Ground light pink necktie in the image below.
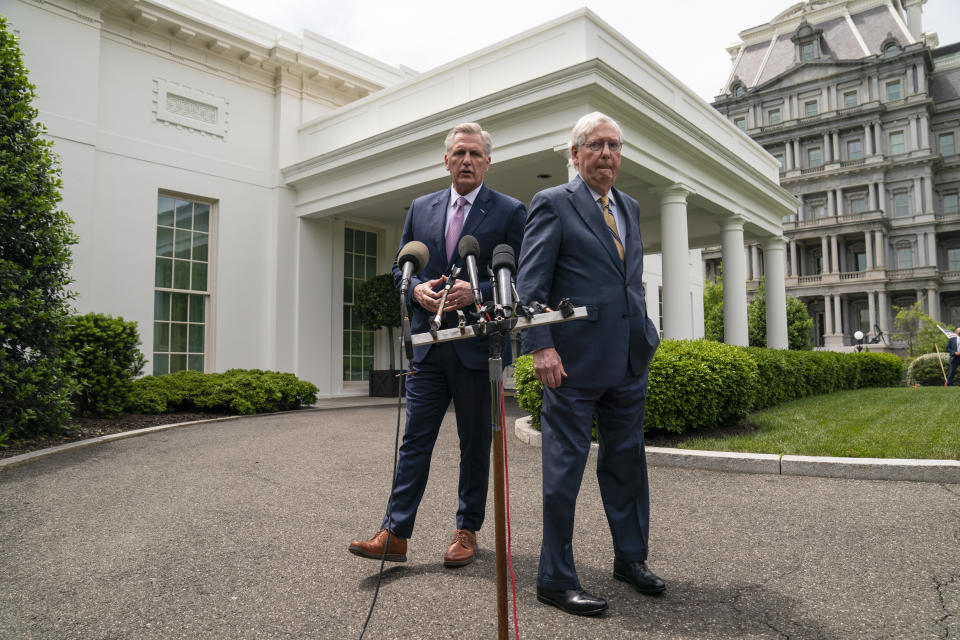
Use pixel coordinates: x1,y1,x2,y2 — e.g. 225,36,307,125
446,196,467,261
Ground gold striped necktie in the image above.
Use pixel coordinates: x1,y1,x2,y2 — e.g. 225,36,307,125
600,195,625,262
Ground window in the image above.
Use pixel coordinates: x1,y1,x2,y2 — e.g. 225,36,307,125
894,191,910,218
844,91,858,108
855,251,867,272
941,132,956,156
343,228,378,382
896,246,913,269
772,152,785,172
886,80,901,101
889,131,905,155
847,139,863,160
804,100,818,117
813,250,823,274
768,108,781,125
733,84,745,97
153,196,210,376
850,195,866,213
734,116,746,130
801,41,815,61
808,146,822,167
944,192,959,215
812,202,826,219
883,43,899,58
948,248,960,271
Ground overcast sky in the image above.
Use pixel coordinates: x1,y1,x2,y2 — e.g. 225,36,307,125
212,0,960,102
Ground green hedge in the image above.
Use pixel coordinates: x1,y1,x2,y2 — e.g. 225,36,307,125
63,313,146,416
514,341,904,435
125,369,319,415
905,353,951,387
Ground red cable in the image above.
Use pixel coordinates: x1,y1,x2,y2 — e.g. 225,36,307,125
500,381,521,640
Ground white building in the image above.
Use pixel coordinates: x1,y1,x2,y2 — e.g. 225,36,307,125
7,0,796,397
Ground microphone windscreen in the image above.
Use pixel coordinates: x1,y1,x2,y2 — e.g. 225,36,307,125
398,241,429,274
458,235,480,259
491,244,516,273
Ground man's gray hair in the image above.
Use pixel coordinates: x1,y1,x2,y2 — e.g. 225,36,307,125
444,122,492,157
569,112,622,167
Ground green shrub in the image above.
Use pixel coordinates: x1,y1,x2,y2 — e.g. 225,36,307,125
646,340,758,434
906,353,950,387
0,18,78,442
512,340,904,438
126,369,318,415
62,313,146,416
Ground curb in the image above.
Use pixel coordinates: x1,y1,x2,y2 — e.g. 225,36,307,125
513,416,960,484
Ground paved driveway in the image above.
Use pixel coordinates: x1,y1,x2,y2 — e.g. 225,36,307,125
1,404,958,639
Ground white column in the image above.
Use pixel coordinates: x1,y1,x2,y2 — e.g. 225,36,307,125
924,176,934,215
794,138,801,168
878,179,886,213
865,231,874,269
868,291,877,334
827,190,835,217
875,230,885,268
833,293,843,335
913,177,923,214
751,244,760,281
790,239,799,276
830,235,839,273
659,185,693,340
928,288,939,320
864,123,874,155
832,130,840,161
824,295,834,334
928,232,937,267
823,133,832,162
878,290,889,334
916,63,927,94
785,141,794,171
762,236,788,349
920,114,930,149
869,181,877,210
821,236,829,274
874,121,882,154
836,189,844,216
722,216,749,346
744,246,752,280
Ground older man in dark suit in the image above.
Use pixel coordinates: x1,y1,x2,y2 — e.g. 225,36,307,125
516,112,663,616
947,328,960,386
348,123,525,568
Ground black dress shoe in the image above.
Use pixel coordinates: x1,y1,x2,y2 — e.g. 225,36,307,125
536,586,608,616
613,558,666,594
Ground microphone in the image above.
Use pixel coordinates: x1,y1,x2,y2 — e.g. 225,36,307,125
457,235,482,308
398,241,429,298
491,244,516,312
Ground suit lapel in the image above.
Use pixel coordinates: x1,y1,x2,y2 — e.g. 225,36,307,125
613,187,641,280
425,189,448,266
568,179,625,274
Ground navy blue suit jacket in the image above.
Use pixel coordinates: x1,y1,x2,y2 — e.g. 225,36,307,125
948,336,960,363
517,177,660,389
392,184,526,370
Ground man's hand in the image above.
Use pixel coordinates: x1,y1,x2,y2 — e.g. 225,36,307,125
413,277,476,313
533,347,566,389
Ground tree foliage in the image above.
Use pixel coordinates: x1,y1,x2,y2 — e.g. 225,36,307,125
0,18,78,441
703,276,724,343
891,301,945,357
353,273,402,369
704,276,812,350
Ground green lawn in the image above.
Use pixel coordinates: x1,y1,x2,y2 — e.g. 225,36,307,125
674,387,960,460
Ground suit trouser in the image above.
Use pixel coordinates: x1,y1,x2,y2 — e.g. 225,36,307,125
381,342,492,538
949,359,959,386
538,373,650,590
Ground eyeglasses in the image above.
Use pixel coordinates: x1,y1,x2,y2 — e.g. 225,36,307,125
582,140,622,153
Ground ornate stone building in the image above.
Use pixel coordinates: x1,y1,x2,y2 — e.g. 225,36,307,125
710,0,960,349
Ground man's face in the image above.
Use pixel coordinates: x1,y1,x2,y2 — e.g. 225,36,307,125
444,132,491,195
571,122,621,194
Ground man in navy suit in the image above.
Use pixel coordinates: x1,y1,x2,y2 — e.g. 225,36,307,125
517,112,663,616
947,328,960,386
349,123,525,567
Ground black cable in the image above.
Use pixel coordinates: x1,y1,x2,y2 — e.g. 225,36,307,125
357,374,405,639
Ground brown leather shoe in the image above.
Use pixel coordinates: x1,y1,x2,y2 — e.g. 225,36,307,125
348,529,407,562
443,529,477,567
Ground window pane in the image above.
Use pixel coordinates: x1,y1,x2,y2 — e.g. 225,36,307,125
941,134,956,156
343,358,350,380
351,356,363,379
355,255,365,280
154,291,170,321
344,252,353,278
948,248,960,271
175,200,192,229
189,294,204,323
344,279,353,304
155,258,172,288
351,331,363,353
171,293,189,322
158,197,175,227
188,324,204,352
344,228,354,252
890,132,904,155
194,203,210,232
188,354,204,371
154,322,169,351
895,193,909,217
844,91,857,108
192,232,208,262
170,354,187,374
174,229,192,260
171,324,187,352
343,332,351,355
366,257,376,278
805,101,817,116
173,260,190,289
886,81,900,100
153,354,169,376
768,109,780,124
945,194,959,214
343,305,351,331
192,262,208,291
157,227,173,257
354,232,365,254
367,232,377,255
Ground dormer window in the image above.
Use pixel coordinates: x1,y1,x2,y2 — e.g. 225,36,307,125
880,34,901,58
730,78,746,97
791,18,824,63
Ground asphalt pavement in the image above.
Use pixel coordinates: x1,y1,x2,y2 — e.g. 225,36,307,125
1,399,958,639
